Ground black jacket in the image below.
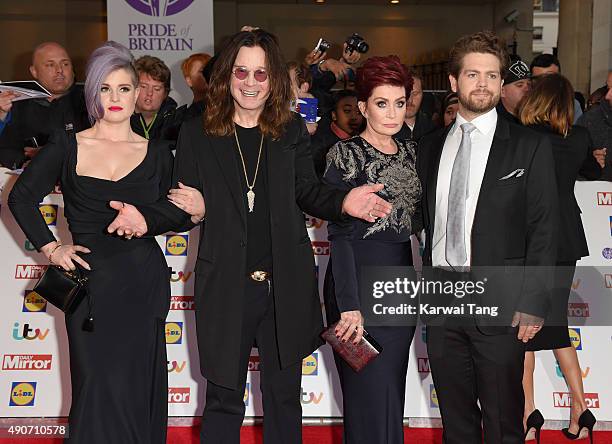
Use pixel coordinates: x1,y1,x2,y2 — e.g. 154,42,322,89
130,97,181,143
529,124,601,261
310,118,341,179
417,118,559,329
0,83,90,168
395,111,438,144
576,100,612,180
137,114,348,389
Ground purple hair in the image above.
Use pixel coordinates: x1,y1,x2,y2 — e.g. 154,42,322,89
84,41,137,124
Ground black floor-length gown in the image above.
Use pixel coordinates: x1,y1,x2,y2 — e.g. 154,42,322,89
8,130,180,444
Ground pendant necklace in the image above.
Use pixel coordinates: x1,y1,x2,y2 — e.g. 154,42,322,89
234,128,264,212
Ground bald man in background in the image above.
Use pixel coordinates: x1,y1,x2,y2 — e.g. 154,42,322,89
0,42,89,169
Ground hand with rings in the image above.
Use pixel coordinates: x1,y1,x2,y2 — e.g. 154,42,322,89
335,310,364,344
342,183,392,223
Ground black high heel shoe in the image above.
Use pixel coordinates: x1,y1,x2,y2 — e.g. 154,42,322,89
562,409,596,443
525,409,545,443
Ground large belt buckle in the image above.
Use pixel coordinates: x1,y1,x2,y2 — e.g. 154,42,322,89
250,270,268,282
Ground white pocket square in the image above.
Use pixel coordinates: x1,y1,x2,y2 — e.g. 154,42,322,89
499,168,525,180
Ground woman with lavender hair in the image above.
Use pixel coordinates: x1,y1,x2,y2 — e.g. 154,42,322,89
8,41,188,443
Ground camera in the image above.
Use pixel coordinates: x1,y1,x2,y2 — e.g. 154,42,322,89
345,33,369,54
314,38,331,53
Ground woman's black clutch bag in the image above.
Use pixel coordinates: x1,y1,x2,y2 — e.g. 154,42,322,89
32,265,88,313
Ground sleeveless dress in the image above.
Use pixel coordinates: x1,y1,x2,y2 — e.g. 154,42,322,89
8,131,173,444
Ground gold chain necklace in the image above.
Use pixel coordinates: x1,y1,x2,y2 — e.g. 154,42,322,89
234,128,264,212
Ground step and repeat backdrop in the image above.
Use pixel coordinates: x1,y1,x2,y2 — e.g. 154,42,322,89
0,169,610,420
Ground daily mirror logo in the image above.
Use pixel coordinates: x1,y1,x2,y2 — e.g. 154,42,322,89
2,355,52,371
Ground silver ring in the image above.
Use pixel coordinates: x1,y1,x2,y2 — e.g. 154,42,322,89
368,211,375,219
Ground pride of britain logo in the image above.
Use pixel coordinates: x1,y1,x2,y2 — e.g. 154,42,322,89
125,0,194,16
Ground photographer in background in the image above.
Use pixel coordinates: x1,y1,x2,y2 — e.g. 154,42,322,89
308,34,368,117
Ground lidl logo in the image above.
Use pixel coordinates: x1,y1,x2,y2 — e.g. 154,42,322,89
167,360,186,373
430,384,438,408
165,234,188,256
165,322,183,344
569,328,582,350
167,387,190,403
553,392,600,408
15,265,47,280
301,388,323,404
2,354,52,371
244,382,250,406
302,353,318,376
38,204,58,226
248,355,260,372
9,382,36,406
170,296,195,310
22,291,47,312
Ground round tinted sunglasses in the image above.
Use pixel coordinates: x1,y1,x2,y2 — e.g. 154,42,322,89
232,67,268,82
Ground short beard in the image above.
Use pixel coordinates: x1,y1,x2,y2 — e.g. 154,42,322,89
458,89,500,115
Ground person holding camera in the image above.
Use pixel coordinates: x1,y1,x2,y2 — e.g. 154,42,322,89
308,34,368,116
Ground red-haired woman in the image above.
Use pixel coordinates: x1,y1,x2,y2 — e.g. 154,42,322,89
323,55,422,443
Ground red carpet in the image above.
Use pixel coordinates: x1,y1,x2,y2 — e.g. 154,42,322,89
0,426,607,443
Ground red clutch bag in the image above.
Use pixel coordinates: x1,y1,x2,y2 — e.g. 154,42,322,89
320,321,383,372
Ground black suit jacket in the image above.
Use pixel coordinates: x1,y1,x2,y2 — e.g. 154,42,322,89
417,116,559,330
529,124,601,262
138,114,347,389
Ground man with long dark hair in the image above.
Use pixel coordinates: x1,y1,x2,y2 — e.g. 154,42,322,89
106,29,391,444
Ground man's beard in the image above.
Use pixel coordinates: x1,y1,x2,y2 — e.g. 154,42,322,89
458,88,499,114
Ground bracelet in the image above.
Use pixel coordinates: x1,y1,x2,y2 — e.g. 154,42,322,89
48,243,62,264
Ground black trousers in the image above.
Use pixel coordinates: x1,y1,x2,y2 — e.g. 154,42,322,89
335,326,415,444
427,324,526,444
200,278,302,444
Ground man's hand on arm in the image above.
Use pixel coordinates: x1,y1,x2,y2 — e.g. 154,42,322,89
107,201,148,238
341,183,392,223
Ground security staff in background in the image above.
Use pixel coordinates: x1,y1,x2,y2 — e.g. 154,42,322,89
0,42,90,169
130,55,181,143
396,70,437,144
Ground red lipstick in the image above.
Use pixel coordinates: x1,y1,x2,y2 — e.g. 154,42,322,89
108,106,123,111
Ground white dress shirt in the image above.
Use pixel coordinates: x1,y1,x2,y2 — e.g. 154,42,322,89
432,108,498,268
